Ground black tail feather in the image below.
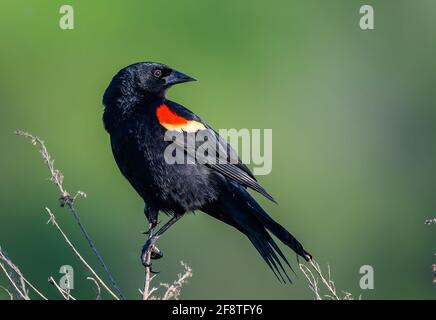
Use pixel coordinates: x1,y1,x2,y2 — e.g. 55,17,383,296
246,198,312,262
247,233,292,283
202,183,311,282
248,235,283,282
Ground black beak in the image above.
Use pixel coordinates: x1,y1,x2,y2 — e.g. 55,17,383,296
164,70,197,86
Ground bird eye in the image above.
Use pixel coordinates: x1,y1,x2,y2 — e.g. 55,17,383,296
153,69,162,78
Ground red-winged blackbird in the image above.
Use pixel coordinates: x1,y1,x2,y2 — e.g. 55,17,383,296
103,62,311,282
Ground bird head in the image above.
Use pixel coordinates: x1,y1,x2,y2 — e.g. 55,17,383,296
121,62,196,98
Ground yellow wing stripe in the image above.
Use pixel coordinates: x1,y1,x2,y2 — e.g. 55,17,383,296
160,120,206,133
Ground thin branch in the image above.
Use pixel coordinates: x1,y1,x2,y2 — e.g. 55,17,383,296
45,207,119,300
15,130,124,299
0,262,29,300
0,286,13,300
0,247,47,300
87,277,102,300
14,130,194,300
161,261,193,300
307,259,340,300
299,259,353,300
139,262,192,300
427,218,436,283
142,231,153,300
299,263,322,300
48,276,76,300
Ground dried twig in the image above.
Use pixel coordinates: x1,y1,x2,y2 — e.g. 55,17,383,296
142,231,153,300
87,277,102,300
11,130,193,300
299,263,322,300
432,264,436,284
161,261,193,300
45,207,119,300
427,218,436,283
48,276,76,300
139,273,158,299
15,130,124,299
0,285,13,300
299,259,353,300
309,259,340,299
0,247,47,300
0,262,29,300
140,261,193,300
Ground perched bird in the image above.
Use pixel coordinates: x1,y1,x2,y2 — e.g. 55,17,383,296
103,62,311,282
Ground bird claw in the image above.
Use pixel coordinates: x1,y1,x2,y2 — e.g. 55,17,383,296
142,237,156,254
140,244,163,258
151,246,163,260
142,262,160,274
150,268,160,274
141,237,158,264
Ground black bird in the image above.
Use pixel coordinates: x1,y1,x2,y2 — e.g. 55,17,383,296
103,62,311,282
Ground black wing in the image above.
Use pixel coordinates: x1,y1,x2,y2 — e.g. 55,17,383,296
165,101,276,202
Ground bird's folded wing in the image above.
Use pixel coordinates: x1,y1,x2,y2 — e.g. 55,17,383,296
163,102,275,202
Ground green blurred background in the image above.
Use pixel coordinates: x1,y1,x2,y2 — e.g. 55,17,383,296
0,0,435,299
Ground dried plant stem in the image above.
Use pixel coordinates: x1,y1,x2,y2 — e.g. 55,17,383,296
427,218,436,283
0,247,47,300
48,276,76,300
299,262,322,300
15,130,124,299
142,266,151,300
18,275,47,300
0,286,13,300
45,207,119,300
139,261,193,300
142,231,153,300
308,259,340,300
12,130,193,300
161,262,193,300
87,277,102,300
299,259,350,300
0,262,29,300
66,203,124,297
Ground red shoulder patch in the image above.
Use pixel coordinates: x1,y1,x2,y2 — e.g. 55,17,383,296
156,104,188,126
156,104,206,132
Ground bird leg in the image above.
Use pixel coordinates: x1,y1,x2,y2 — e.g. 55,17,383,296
143,205,162,260
141,222,160,274
142,221,160,235
143,204,158,229
141,215,182,267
